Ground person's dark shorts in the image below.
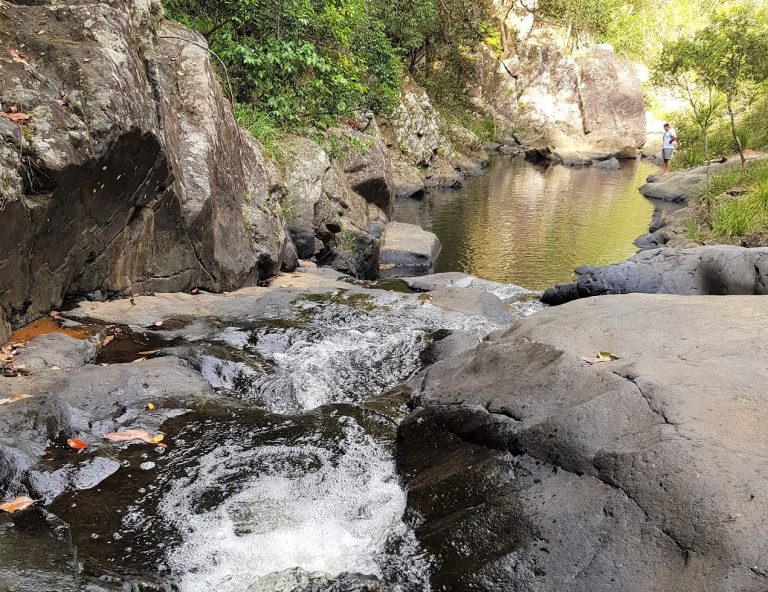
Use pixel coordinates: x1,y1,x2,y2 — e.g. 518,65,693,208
663,148,674,161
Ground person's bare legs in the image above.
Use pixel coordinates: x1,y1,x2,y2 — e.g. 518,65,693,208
662,158,670,175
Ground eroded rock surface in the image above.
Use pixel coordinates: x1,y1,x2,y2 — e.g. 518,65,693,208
541,245,768,305
399,294,768,591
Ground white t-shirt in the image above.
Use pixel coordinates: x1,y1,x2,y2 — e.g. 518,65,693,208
663,129,677,149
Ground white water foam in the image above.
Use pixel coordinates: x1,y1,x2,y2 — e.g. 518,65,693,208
213,291,504,413
163,417,409,592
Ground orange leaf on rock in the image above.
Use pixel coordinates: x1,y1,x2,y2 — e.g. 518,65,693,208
67,438,89,453
0,394,34,406
0,496,35,513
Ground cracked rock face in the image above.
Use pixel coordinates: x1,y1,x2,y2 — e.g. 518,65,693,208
398,294,768,591
0,1,287,342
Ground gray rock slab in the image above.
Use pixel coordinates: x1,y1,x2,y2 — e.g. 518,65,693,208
428,287,512,325
379,222,441,274
400,294,768,591
542,245,768,305
13,333,96,373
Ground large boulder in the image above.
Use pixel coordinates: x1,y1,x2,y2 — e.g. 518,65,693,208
542,245,768,305
399,294,768,591
0,2,286,339
379,222,441,276
331,117,394,215
269,134,383,278
473,24,646,159
574,47,646,158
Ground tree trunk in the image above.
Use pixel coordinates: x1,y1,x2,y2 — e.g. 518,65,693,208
704,127,711,198
726,94,746,187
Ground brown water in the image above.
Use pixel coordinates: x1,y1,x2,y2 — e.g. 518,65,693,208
394,157,662,290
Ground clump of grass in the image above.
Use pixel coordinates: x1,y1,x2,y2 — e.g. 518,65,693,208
235,103,283,160
693,161,768,239
696,160,768,204
711,199,761,237
683,219,703,241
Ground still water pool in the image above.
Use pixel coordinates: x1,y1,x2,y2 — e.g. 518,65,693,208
394,157,662,290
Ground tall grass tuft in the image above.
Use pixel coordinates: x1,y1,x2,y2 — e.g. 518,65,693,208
697,161,768,238
711,199,760,236
235,103,284,160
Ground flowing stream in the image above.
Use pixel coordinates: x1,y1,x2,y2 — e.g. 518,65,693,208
43,287,536,591
8,156,662,592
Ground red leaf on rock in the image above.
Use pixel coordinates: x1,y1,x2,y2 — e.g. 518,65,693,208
9,48,34,67
67,438,89,453
0,112,30,125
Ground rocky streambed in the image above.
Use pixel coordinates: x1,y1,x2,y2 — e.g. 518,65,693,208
0,265,541,591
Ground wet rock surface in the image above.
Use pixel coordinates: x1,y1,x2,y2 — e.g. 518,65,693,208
0,267,533,591
542,245,768,305
399,294,768,591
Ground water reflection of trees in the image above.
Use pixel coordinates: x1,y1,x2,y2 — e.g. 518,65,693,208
394,158,655,290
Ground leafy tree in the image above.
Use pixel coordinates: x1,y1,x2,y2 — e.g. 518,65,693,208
164,0,401,127
654,36,724,190
671,4,768,185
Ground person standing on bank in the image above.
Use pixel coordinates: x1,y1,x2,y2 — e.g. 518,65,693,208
661,122,678,176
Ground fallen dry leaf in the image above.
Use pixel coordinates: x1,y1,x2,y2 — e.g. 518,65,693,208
146,402,156,410
0,496,35,513
379,263,395,270
0,394,34,406
49,366,61,371
103,429,167,448
67,438,88,453
136,350,158,356
49,311,62,319
102,335,115,347
582,351,620,365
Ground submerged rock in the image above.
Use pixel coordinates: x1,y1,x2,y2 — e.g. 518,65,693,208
592,156,621,170
541,245,768,305
399,294,768,591
247,568,381,592
379,222,441,277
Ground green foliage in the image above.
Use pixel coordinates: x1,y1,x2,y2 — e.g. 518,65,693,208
656,3,768,182
317,132,375,160
683,219,703,241
693,161,768,238
234,103,283,159
164,0,401,127
697,161,768,203
711,198,761,236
